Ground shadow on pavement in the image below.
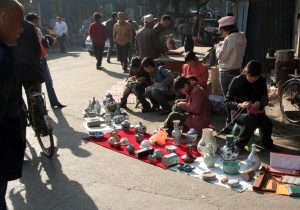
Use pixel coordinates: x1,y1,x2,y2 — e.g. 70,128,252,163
101,67,127,80
9,142,97,210
47,51,82,61
51,109,91,158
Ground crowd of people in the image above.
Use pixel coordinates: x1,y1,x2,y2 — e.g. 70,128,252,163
0,0,275,208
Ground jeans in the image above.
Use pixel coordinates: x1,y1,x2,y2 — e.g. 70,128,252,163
235,113,273,149
93,44,105,67
116,43,130,70
41,58,62,107
0,181,8,210
121,83,151,110
107,38,114,61
146,88,175,111
58,34,66,53
219,69,240,125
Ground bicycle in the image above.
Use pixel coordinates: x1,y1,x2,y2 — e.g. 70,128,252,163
279,69,300,124
23,89,55,158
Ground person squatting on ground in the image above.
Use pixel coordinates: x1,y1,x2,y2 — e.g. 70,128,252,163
105,12,117,63
164,76,210,135
113,12,133,73
215,15,247,132
0,1,25,209
142,57,176,115
54,16,68,53
89,12,107,70
120,57,153,113
26,13,66,109
225,60,273,153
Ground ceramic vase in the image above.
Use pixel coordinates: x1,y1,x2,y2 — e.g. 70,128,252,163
121,120,131,131
104,113,112,125
181,144,196,163
187,128,198,147
134,122,147,134
135,133,144,144
172,120,181,146
220,135,239,161
197,128,217,155
203,143,217,168
246,144,261,170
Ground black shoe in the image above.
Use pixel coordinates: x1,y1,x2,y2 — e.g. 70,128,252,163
96,66,101,70
52,104,67,109
160,110,171,116
107,59,111,63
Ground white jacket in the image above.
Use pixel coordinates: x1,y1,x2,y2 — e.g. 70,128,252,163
215,32,247,70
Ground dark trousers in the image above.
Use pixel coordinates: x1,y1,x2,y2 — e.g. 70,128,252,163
147,88,175,111
41,59,61,107
58,34,66,53
107,38,114,61
121,83,151,110
0,181,7,210
219,69,240,125
93,44,105,67
235,113,273,149
116,43,130,70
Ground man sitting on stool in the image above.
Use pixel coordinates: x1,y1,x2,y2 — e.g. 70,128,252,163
225,60,273,154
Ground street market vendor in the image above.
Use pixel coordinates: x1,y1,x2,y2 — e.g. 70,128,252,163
120,57,153,113
163,76,210,134
182,51,209,92
225,60,273,153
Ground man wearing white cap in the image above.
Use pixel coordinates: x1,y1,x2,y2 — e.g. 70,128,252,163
215,15,247,133
136,14,157,59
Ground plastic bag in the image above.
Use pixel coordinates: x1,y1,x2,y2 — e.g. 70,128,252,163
149,128,168,146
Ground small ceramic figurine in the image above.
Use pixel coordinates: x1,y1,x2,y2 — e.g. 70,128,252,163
197,128,217,155
108,137,117,146
140,140,151,149
181,144,196,163
103,92,115,106
120,138,129,146
114,103,122,117
203,143,217,168
134,122,147,134
95,100,101,114
172,120,181,146
148,149,164,163
121,120,131,131
246,144,261,171
113,115,125,124
220,135,239,161
109,127,118,139
127,144,135,154
104,113,112,125
187,128,198,147
135,133,144,144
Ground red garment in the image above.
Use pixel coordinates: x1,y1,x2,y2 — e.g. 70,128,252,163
182,62,209,91
178,84,210,133
88,21,107,45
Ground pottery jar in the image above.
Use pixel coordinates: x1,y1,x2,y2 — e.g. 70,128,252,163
172,120,181,146
134,122,147,134
203,143,217,168
181,144,196,163
135,133,144,144
220,135,239,161
187,128,198,147
121,120,131,131
197,128,217,155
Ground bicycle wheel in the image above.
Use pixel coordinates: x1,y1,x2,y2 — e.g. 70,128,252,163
37,127,54,158
280,79,300,124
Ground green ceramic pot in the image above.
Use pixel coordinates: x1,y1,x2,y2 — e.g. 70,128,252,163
223,160,240,175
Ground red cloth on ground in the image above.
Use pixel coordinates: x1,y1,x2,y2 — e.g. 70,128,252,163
182,62,209,92
88,21,107,45
83,128,201,170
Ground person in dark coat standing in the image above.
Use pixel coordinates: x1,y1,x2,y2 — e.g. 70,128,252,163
0,1,25,209
89,12,107,70
105,12,117,63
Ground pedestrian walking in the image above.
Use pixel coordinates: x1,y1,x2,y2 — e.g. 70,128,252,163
113,12,133,73
0,1,26,209
215,15,247,133
152,14,172,58
26,13,66,109
55,16,68,53
136,14,157,59
89,12,107,70
105,12,117,63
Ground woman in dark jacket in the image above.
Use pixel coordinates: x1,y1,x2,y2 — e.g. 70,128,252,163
225,60,273,152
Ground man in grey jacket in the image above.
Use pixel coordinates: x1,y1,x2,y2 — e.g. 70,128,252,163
136,14,156,59
142,57,175,115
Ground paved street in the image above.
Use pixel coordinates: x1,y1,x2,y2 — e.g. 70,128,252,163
6,50,300,210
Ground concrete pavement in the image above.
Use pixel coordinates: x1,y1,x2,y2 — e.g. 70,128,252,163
6,50,300,210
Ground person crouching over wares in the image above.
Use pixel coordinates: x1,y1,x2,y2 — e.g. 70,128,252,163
120,57,153,113
163,76,210,135
225,60,273,154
